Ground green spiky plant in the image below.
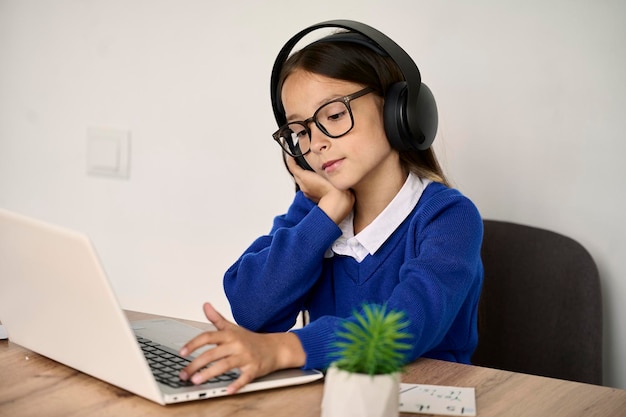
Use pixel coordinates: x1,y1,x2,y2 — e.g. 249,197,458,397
331,304,412,376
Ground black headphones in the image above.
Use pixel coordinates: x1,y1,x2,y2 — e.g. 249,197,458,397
270,19,438,160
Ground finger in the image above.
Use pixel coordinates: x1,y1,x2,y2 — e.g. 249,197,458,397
179,343,232,381
202,302,232,331
226,371,257,395
285,154,300,174
188,355,239,385
179,330,219,357
285,157,303,184
179,303,232,356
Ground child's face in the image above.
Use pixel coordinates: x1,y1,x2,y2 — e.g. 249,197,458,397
281,70,402,192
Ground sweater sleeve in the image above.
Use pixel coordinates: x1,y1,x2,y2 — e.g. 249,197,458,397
292,186,484,370
392,189,484,362
223,191,342,332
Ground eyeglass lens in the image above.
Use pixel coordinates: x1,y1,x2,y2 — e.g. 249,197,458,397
275,100,353,157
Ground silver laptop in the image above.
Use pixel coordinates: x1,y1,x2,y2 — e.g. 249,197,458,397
0,208,323,405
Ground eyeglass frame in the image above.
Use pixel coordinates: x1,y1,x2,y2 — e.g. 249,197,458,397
272,86,375,157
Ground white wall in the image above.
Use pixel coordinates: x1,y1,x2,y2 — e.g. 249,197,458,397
1,0,624,389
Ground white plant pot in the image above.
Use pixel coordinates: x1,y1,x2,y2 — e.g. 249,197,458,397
321,365,400,417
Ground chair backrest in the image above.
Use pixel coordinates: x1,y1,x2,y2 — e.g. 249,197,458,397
472,220,603,385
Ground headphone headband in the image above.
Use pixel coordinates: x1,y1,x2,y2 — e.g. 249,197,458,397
270,20,437,151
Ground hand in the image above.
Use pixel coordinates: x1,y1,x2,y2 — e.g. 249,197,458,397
178,303,305,394
286,156,354,225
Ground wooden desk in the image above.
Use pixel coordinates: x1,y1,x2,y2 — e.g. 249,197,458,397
1,311,625,417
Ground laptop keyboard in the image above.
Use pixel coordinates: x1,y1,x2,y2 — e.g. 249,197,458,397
136,336,239,388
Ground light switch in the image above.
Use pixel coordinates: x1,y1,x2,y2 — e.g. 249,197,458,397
86,127,131,178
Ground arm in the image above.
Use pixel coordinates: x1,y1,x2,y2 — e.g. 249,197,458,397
292,188,484,369
180,162,355,393
224,156,353,332
224,196,341,331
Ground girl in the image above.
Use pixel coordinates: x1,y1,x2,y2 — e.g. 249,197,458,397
179,21,483,394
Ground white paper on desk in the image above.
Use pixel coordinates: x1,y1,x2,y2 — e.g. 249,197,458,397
399,383,476,416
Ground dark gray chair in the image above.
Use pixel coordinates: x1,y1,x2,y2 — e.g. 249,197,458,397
472,220,603,385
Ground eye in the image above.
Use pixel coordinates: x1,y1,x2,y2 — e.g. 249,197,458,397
327,109,347,121
320,102,348,123
291,127,308,140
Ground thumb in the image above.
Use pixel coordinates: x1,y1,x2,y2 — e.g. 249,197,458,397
202,302,233,331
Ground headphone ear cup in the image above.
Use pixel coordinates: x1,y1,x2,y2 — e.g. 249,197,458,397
383,82,413,151
383,82,437,151
414,83,438,150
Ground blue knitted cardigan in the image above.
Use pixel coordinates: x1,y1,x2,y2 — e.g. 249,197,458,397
224,181,484,370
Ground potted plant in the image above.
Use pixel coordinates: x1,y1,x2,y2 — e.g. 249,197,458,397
321,304,411,417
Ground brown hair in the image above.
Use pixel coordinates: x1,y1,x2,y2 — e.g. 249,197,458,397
278,33,450,186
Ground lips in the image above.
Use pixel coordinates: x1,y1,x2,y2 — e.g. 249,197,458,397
322,158,344,173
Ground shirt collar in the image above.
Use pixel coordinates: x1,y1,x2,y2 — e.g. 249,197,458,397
329,173,431,262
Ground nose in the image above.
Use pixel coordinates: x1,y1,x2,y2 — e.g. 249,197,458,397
309,124,330,154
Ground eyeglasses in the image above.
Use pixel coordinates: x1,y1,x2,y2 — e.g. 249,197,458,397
272,87,374,157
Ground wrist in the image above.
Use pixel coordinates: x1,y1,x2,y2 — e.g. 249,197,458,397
318,189,354,224
269,332,306,369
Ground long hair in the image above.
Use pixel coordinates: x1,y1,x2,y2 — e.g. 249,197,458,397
277,32,450,186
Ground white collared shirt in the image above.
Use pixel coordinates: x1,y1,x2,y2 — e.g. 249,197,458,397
325,173,431,262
